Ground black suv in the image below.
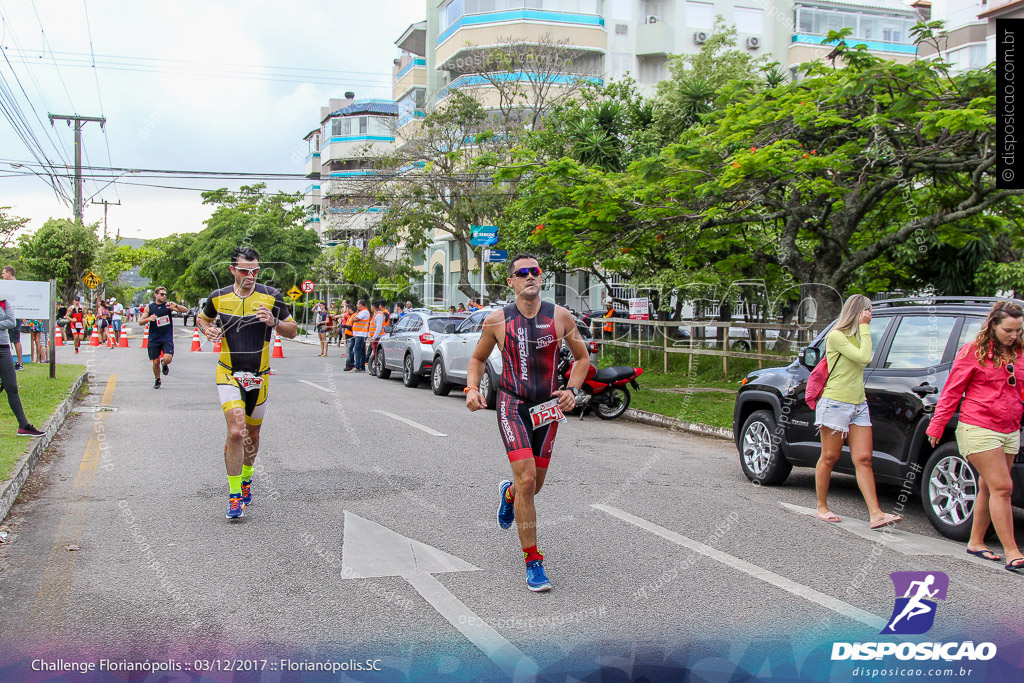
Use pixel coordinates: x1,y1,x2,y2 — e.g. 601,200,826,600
733,297,1024,541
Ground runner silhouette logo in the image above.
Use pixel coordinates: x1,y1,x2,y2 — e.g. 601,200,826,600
882,571,949,635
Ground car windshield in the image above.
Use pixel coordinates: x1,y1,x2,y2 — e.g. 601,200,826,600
428,316,464,333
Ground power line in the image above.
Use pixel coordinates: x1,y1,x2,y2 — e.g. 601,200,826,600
82,0,118,204
1,47,394,89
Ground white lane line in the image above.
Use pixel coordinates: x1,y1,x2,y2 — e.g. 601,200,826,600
297,379,335,394
592,503,886,630
370,410,447,437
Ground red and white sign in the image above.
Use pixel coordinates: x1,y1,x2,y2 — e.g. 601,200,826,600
301,280,315,294
628,297,650,320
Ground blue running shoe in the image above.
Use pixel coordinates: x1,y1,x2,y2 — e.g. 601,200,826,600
241,479,252,506
226,493,244,520
497,480,515,529
525,560,551,592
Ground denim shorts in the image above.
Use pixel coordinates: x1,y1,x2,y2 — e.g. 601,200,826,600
815,397,871,436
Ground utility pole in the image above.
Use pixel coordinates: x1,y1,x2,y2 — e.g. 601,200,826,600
48,114,106,224
91,198,121,240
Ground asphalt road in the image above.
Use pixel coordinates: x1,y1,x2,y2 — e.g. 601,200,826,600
0,327,1022,682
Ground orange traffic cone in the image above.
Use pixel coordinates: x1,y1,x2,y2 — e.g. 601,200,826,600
190,328,202,352
119,329,129,348
141,329,149,349
213,338,222,352
89,327,100,346
271,333,285,358
54,325,64,346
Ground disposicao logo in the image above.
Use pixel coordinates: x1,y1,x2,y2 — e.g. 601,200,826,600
831,571,997,663
882,571,948,635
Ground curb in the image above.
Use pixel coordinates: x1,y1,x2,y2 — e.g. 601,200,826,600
623,408,733,441
0,370,89,523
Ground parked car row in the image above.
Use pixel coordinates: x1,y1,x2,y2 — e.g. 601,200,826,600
374,306,599,409
733,296,1024,541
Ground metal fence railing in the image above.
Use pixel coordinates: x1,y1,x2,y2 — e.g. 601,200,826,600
588,318,831,375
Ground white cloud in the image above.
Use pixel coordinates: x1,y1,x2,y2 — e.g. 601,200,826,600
0,0,425,240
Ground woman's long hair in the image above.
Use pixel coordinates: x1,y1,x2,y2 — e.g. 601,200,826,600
974,300,1024,366
834,294,872,335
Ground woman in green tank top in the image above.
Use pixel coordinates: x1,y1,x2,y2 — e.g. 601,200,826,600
814,294,902,530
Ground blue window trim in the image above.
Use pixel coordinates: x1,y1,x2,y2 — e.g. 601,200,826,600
305,152,321,162
791,33,916,55
326,207,388,214
436,72,602,102
439,10,604,45
398,111,427,127
327,171,381,177
321,135,396,150
395,58,428,80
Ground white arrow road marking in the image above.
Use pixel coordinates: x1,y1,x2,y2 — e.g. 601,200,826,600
297,379,334,393
369,410,447,437
342,512,537,680
779,502,1003,568
592,504,886,630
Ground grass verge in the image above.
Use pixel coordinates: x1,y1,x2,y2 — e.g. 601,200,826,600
0,363,86,482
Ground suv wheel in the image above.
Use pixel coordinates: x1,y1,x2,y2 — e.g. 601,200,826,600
738,409,792,485
431,359,451,396
402,354,421,388
479,370,496,410
921,443,977,541
376,350,391,379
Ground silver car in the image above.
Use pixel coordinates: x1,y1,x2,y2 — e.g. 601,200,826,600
375,311,466,387
430,308,598,409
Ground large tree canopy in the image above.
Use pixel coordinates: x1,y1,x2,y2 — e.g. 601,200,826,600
17,218,99,303
507,25,1020,317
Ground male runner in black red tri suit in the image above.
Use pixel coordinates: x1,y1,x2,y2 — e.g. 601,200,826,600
466,253,590,591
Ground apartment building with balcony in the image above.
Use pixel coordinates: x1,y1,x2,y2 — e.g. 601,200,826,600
305,93,398,246
789,0,923,70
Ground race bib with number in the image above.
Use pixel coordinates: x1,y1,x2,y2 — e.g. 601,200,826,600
232,372,264,392
156,315,170,327
529,398,567,430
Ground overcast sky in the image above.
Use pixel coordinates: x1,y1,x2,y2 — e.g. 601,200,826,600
0,0,424,241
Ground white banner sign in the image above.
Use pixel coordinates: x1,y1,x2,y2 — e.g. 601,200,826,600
628,297,649,321
0,280,52,319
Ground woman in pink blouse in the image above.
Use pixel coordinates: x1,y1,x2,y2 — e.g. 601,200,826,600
927,301,1024,573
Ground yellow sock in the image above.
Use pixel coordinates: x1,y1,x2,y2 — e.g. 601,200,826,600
228,475,242,495
241,465,254,482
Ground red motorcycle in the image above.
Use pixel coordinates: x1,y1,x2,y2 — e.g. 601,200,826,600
558,346,643,420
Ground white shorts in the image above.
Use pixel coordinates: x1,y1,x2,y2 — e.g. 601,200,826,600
815,397,871,437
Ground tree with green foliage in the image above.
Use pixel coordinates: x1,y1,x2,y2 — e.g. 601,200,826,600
137,232,198,300
373,92,512,301
153,184,321,302
93,238,149,303
17,218,99,302
508,25,1020,319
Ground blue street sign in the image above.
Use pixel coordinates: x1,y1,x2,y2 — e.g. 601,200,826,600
483,249,508,263
470,225,498,246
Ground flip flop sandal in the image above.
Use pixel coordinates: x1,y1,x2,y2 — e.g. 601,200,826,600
966,548,1003,562
1005,558,1024,574
814,511,841,523
870,513,903,530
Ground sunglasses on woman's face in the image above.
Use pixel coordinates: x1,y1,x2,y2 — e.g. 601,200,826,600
1008,363,1016,387
511,266,542,278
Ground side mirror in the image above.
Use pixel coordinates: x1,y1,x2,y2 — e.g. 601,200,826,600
799,346,821,369
444,323,456,335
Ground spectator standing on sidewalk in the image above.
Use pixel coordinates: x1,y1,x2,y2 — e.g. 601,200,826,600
342,304,356,370
814,294,902,530
350,300,371,371
1,266,24,369
314,303,330,357
368,300,388,375
0,294,43,436
927,300,1024,573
